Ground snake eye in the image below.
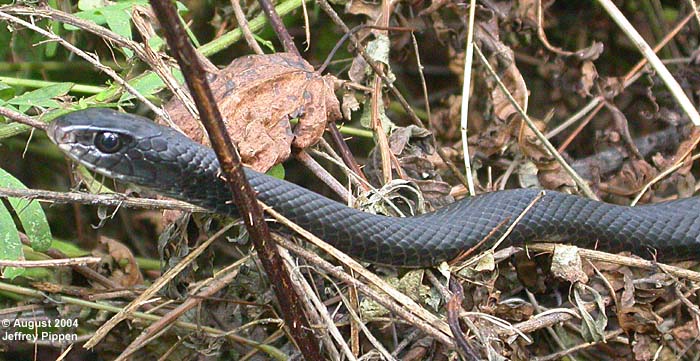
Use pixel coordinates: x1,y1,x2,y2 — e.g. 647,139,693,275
94,132,123,153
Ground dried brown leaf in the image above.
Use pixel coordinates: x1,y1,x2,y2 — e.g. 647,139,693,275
341,91,360,120
577,60,598,97
99,237,143,287
606,159,657,196
346,0,382,21
164,53,341,172
538,168,576,190
493,301,534,322
491,63,528,123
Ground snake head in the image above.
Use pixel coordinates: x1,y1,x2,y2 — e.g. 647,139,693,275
47,108,183,187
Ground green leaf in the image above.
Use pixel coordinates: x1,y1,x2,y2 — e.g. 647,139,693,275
0,168,53,252
69,0,149,29
49,239,88,258
119,72,165,103
0,82,15,101
267,164,285,179
101,7,134,58
0,202,23,279
147,35,165,51
78,0,106,11
7,83,74,113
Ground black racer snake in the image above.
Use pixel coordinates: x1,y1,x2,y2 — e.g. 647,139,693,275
47,108,700,267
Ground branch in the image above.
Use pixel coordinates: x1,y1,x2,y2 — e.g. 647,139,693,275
146,0,322,358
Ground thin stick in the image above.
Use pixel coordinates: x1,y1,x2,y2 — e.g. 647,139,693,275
459,0,477,196
0,257,101,268
257,0,300,56
0,187,208,213
231,0,264,54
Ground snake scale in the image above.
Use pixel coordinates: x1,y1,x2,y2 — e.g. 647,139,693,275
47,108,700,267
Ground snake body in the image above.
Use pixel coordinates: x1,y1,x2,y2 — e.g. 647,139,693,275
48,109,700,266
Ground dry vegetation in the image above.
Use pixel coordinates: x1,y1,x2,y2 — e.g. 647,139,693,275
0,0,700,360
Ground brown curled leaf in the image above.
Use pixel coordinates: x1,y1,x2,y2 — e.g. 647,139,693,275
163,53,341,172
99,236,143,287
490,63,528,124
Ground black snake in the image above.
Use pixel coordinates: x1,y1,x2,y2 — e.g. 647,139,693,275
47,108,700,266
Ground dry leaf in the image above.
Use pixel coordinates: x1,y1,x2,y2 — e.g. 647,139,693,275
341,91,360,120
551,245,588,284
100,237,143,287
346,0,382,21
163,53,341,172
494,301,534,322
491,63,528,123
577,60,598,97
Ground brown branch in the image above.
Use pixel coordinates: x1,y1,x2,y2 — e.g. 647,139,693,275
447,279,480,359
0,257,101,268
257,0,299,56
230,0,264,54
0,187,208,213
147,0,321,359
526,243,700,282
326,123,369,184
295,150,353,203
0,106,46,130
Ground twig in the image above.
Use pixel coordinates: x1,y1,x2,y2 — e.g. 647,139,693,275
0,280,282,356
447,278,481,359
295,150,353,203
147,0,321,358
459,0,477,196
411,33,431,129
262,206,455,345
0,257,101,268
282,260,348,360
0,106,46,130
257,0,299,56
310,145,371,192
115,259,248,360
631,150,700,205
271,234,455,347
83,222,236,348
19,233,120,290
326,124,369,185
0,187,208,213
231,0,264,54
